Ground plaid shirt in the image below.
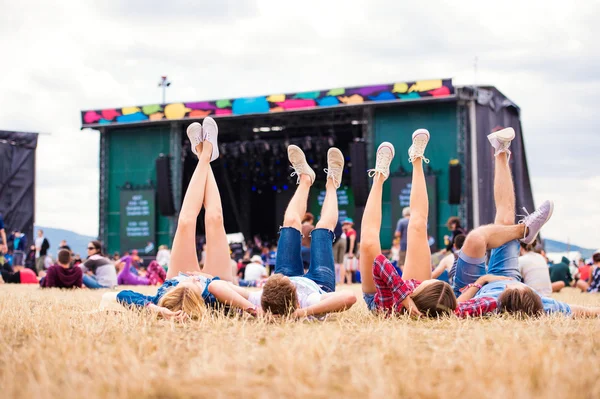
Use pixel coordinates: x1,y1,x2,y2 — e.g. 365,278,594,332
372,254,497,317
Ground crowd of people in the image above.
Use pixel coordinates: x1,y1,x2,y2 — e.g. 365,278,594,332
2,118,600,322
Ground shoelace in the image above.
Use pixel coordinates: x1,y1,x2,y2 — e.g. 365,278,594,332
323,168,342,188
517,206,546,239
290,170,302,184
367,151,394,177
408,139,430,164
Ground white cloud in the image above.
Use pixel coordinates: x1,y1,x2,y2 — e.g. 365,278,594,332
0,0,599,246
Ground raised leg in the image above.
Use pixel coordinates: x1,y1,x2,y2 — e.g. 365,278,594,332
167,142,210,279
315,179,338,231
202,167,234,281
493,152,515,226
402,157,432,281
359,176,385,294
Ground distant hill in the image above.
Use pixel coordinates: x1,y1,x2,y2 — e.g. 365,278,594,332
34,225,96,258
544,238,597,259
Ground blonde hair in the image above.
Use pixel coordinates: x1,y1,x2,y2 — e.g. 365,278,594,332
157,285,206,319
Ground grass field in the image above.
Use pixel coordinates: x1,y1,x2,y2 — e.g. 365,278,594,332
2,284,600,399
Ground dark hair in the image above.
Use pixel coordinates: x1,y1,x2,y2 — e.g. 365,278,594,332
447,217,461,230
89,240,103,255
411,281,457,317
453,234,466,250
520,239,537,252
498,286,543,317
261,274,298,316
302,212,315,224
593,253,600,264
57,249,72,265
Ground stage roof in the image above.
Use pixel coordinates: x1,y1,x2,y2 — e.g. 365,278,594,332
81,78,454,129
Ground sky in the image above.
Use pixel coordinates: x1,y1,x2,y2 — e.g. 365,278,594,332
1,0,599,247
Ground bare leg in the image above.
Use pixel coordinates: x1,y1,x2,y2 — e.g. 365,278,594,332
315,179,338,231
576,279,590,292
494,152,515,226
552,281,566,292
462,150,525,260
202,167,233,282
167,142,210,279
402,159,432,282
359,175,384,294
282,175,311,230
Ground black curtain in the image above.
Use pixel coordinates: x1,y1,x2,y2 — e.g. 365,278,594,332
0,131,38,240
473,88,535,225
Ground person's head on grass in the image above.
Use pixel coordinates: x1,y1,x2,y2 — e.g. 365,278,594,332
410,280,458,317
261,274,298,316
498,284,543,317
158,281,207,319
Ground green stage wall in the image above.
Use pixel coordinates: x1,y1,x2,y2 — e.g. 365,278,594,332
373,102,459,249
105,126,172,253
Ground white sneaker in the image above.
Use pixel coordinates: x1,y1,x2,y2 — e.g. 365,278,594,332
288,145,316,185
368,142,395,180
408,129,430,164
202,116,219,162
186,122,203,156
487,127,515,159
325,148,344,189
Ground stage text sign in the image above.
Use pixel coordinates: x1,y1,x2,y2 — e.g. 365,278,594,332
119,190,156,253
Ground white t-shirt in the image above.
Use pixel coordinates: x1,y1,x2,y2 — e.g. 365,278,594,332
248,277,324,310
35,236,44,257
289,276,324,308
156,249,171,268
244,263,267,282
519,252,552,296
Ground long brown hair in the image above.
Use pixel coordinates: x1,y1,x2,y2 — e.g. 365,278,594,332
411,281,457,317
89,240,104,257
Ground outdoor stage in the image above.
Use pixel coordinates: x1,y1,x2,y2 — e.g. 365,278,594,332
81,79,534,254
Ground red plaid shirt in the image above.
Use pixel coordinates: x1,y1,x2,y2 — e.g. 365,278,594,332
372,254,497,317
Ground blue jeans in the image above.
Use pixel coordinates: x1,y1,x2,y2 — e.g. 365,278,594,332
275,227,336,293
83,274,108,289
452,239,521,297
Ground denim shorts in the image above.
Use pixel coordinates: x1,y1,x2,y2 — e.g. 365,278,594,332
363,293,377,312
452,239,521,297
275,227,336,293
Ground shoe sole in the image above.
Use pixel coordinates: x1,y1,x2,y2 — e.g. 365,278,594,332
203,117,219,161
327,147,344,165
412,128,430,142
492,127,515,142
186,122,202,155
288,145,316,181
525,200,554,244
377,142,395,158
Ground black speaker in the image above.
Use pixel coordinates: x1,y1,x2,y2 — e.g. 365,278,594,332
449,159,461,205
350,141,369,207
156,155,176,216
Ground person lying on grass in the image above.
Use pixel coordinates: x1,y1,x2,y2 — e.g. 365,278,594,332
116,118,260,320
359,128,600,318
257,144,357,319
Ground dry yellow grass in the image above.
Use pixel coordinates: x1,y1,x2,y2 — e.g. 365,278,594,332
2,284,600,399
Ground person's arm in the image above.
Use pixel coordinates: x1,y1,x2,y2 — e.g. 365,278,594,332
455,297,498,318
569,305,600,318
208,280,261,316
347,234,356,257
432,255,452,279
292,291,357,318
116,290,156,308
75,267,83,288
456,275,512,302
41,267,55,288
